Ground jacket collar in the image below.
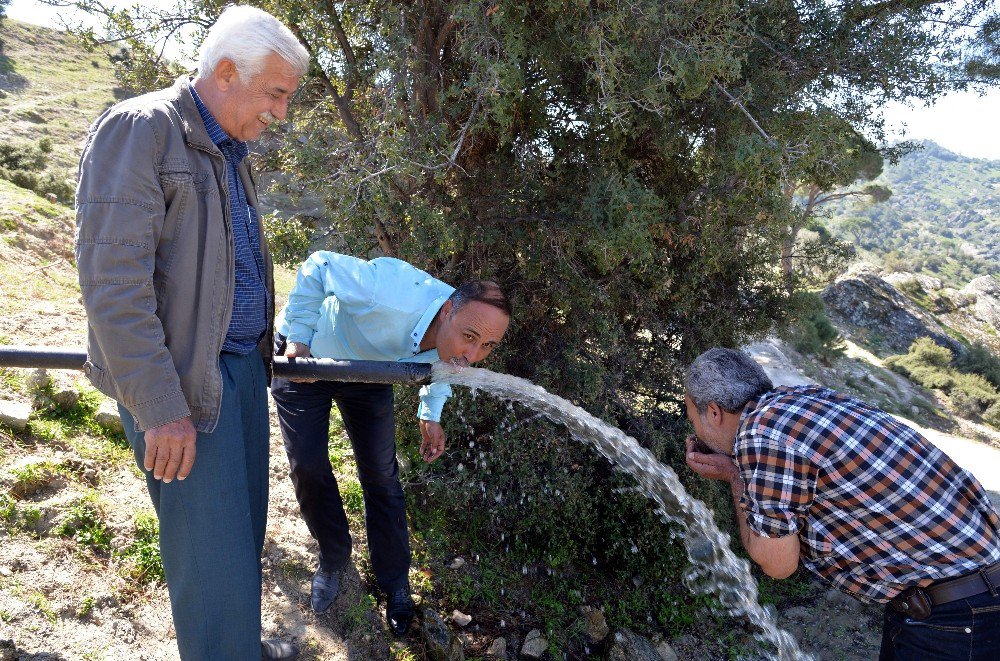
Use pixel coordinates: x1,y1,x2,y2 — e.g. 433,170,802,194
169,75,218,153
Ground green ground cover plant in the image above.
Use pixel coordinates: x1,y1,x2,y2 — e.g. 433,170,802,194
886,338,1000,426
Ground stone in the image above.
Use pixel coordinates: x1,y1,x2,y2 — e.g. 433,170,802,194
419,607,464,661
784,606,811,621
821,265,965,357
584,608,609,642
486,637,506,657
50,383,80,409
448,557,466,570
27,369,51,391
604,629,661,661
520,629,547,658
451,609,472,627
656,640,679,661
0,399,32,431
0,639,16,661
95,399,124,434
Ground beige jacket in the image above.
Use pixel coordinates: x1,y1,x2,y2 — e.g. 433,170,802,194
75,77,274,433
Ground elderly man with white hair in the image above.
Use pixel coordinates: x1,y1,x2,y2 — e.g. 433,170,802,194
75,6,309,659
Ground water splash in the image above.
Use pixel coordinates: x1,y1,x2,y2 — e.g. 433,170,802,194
434,362,811,660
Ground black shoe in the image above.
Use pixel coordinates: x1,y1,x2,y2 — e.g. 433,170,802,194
385,587,414,636
261,639,299,660
311,566,343,614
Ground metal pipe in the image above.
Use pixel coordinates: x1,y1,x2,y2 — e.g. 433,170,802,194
0,347,432,385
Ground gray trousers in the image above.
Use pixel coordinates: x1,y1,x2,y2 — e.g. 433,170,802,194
120,349,269,660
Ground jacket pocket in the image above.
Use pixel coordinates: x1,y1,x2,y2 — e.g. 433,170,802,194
83,360,116,401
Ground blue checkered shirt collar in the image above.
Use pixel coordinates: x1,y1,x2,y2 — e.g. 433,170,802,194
189,83,249,162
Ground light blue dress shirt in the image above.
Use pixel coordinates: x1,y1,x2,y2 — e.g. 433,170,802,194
276,251,455,421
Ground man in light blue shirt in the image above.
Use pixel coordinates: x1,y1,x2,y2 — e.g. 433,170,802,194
271,251,511,635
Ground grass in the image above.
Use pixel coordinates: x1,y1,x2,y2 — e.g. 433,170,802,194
343,592,377,633
119,509,164,584
0,21,122,181
9,457,64,496
27,591,57,623
76,595,96,618
54,492,113,554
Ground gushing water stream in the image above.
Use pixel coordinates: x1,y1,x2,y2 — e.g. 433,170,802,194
433,362,812,660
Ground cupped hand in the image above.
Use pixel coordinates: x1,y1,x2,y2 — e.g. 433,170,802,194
419,420,446,463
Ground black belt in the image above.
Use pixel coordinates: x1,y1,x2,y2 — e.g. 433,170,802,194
890,562,1000,620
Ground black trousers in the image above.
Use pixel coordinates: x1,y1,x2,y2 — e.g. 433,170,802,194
270,335,411,593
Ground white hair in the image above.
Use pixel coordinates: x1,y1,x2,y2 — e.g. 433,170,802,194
197,5,310,82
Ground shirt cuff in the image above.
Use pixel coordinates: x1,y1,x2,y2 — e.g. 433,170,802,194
285,321,315,347
741,499,802,538
417,395,445,422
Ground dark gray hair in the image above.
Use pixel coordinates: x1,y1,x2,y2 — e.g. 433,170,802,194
198,6,310,82
448,280,512,317
684,348,773,414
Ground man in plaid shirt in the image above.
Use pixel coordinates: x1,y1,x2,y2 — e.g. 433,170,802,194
683,348,1000,660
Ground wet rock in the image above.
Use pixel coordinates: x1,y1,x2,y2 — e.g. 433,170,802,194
486,637,506,658
582,607,609,642
0,399,32,431
451,609,472,627
604,629,661,661
520,629,547,658
784,606,812,622
656,640,679,661
823,589,856,609
419,607,464,661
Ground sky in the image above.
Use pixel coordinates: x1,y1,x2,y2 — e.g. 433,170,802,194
7,0,1000,162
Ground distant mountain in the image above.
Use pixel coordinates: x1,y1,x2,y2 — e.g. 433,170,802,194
824,141,1000,287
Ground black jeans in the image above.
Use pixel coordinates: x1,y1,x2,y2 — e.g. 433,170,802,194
270,334,411,593
879,589,1000,660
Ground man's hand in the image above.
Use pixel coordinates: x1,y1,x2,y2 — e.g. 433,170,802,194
419,420,446,463
685,435,740,483
144,417,197,482
284,341,317,383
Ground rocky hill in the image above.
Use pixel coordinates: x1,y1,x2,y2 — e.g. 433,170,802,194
824,141,1000,286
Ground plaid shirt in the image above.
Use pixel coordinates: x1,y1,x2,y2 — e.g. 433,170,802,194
189,84,268,355
736,385,1000,603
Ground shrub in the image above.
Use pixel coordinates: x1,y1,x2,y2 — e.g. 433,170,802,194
262,212,312,269
887,339,1000,422
954,342,1000,390
949,373,999,417
908,337,953,368
780,292,846,365
984,401,1000,428
0,140,74,204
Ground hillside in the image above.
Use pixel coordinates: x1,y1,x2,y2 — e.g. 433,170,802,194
0,19,123,191
824,141,1000,286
